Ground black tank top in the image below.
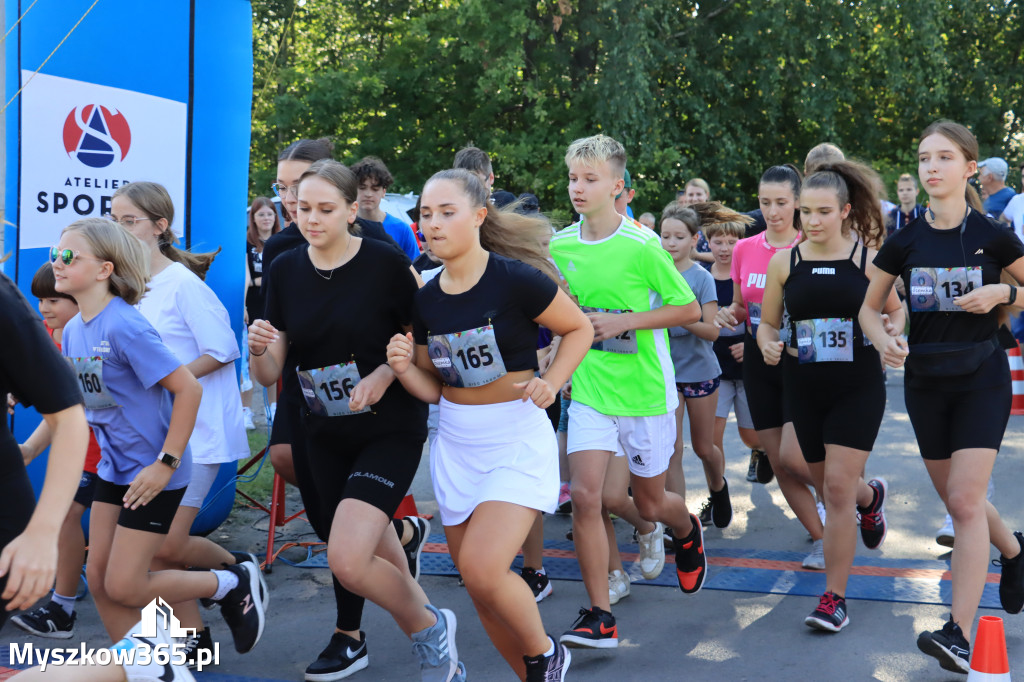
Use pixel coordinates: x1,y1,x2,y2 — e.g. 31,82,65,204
785,241,869,348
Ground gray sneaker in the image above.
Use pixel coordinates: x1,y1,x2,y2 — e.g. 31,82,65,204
411,604,466,682
802,539,825,570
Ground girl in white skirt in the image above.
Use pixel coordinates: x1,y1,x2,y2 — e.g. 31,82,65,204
387,169,592,682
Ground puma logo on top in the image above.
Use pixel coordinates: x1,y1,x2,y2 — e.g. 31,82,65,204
811,267,836,275
746,273,767,289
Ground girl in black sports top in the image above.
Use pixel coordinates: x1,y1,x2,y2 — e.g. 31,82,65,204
758,160,903,634
387,169,592,681
250,160,466,681
861,120,1024,674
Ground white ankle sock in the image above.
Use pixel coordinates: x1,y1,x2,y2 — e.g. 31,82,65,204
51,593,75,616
543,637,555,657
211,569,239,601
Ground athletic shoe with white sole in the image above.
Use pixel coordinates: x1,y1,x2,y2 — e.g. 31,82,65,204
608,569,630,605
559,607,618,649
916,618,970,674
804,592,849,632
112,618,196,682
523,636,571,682
412,604,466,682
11,601,75,639
936,515,955,548
802,539,825,570
304,630,368,681
521,567,553,603
636,521,666,579
857,478,888,550
403,516,431,582
216,563,266,654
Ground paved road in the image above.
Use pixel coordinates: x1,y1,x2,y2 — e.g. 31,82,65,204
3,367,1023,680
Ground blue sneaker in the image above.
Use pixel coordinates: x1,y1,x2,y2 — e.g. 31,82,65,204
411,604,466,682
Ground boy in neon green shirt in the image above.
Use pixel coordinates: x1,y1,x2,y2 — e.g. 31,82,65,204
551,135,706,650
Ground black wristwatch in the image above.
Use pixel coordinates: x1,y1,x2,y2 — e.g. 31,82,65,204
1008,284,1018,306
157,452,181,470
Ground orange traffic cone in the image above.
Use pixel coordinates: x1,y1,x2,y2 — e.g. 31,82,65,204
393,493,432,520
1009,345,1024,416
967,616,1011,681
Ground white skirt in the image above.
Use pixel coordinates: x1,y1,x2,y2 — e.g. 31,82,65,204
431,397,559,526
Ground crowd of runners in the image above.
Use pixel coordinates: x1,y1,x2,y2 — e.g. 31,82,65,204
1,119,1023,681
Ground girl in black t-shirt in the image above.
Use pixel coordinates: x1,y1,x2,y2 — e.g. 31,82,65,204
242,196,280,428
249,160,466,681
387,169,592,680
759,160,904,634
862,120,1024,674
0,272,89,632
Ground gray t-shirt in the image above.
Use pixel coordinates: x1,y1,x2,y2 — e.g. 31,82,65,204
668,264,722,383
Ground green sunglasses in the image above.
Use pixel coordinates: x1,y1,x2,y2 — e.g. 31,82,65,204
50,246,105,266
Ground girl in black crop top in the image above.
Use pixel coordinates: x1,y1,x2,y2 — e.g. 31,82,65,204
387,169,592,678
759,160,903,635
861,121,1024,673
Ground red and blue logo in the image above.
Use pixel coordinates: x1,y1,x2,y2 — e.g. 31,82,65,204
62,105,131,168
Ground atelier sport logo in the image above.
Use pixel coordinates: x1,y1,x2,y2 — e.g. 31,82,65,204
9,597,219,673
62,104,132,169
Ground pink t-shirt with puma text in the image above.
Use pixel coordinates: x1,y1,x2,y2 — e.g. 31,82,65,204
730,230,800,333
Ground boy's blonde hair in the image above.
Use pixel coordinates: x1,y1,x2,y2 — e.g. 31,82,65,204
897,173,917,186
62,218,150,305
565,134,627,177
704,221,747,241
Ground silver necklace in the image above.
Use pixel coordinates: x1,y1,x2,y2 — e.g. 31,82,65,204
310,237,353,281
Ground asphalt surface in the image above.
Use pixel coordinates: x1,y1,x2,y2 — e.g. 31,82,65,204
3,366,1023,681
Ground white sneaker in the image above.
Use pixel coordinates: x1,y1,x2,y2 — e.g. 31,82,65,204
816,501,827,528
269,403,277,422
802,539,825,570
936,515,955,548
242,407,255,431
636,521,666,580
112,619,197,681
608,569,631,605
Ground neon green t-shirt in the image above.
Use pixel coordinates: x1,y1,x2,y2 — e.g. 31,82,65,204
550,216,696,416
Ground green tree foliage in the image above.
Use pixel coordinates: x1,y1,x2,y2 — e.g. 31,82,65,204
249,0,1023,221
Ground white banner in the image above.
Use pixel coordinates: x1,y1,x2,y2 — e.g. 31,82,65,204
18,71,187,249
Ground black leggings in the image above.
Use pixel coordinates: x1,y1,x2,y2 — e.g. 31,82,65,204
278,389,367,633
0,462,36,632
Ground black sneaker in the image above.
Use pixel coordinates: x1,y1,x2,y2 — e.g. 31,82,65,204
402,516,431,582
746,450,759,482
755,449,774,484
697,497,713,527
305,630,368,681
524,636,571,682
673,514,707,594
804,592,849,632
993,530,1024,614
229,551,269,611
857,478,888,550
11,601,76,639
521,567,553,603
558,607,617,649
181,627,215,670
215,563,266,653
917,618,970,673
711,478,732,528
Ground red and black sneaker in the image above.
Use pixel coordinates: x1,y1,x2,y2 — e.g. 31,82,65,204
558,607,618,649
857,477,888,550
673,513,707,594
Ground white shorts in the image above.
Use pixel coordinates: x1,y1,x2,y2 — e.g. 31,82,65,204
567,401,676,478
431,397,559,526
715,378,754,430
180,462,223,509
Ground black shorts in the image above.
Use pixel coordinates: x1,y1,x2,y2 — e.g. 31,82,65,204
92,479,186,534
73,471,98,508
742,334,789,430
301,411,424,533
784,349,886,464
905,374,1012,461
